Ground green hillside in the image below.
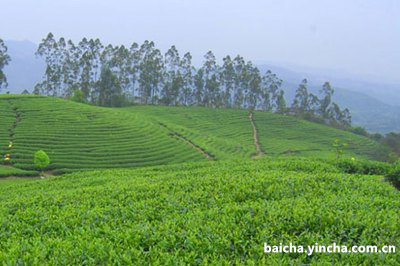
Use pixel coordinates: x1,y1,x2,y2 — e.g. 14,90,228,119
0,158,398,264
253,111,386,159
127,105,388,161
0,95,206,172
0,95,390,174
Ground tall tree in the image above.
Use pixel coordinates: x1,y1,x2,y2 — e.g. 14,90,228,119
246,63,261,110
220,55,235,108
202,51,220,107
138,41,164,104
275,90,287,114
193,68,204,105
162,45,182,105
179,52,194,105
291,78,310,114
0,38,11,91
128,42,140,101
232,55,246,108
35,33,60,95
261,70,282,112
319,81,334,119
97,65,123,107
78,38,103,101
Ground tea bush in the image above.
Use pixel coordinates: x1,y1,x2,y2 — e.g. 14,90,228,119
0,158,398,264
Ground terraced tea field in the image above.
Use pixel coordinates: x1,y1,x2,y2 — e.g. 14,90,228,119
0,96,206,172
0,157,398,264
128,106,256,159
0,165,37,178
0,95,391,174
128,105,389,161
253,111,388,160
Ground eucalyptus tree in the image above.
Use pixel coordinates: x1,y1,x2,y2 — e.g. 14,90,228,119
318,81,334,119
77,38,103,101
0,38,11,91
246,63,262,110
275,90,287,114
63,39,81,97
138,40,164,104
109,45,132,98
179,52,194,105
261,70,281,112
35,33,62,96
193,68,205,105
162,45,182,105
202,51,220,107
129,42,140,100
232,55,246,108
97,64,122,107
220,55,235,107
291,78,310,114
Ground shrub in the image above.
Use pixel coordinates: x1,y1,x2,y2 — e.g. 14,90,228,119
384,165,400,190
335,158,391,175
34,150,50,170
70,89,87,103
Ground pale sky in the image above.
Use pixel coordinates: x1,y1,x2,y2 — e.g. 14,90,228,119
1,0,399,83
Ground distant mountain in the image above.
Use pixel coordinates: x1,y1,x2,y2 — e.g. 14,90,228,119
3,40,45,93
258,65,400,133
2,40,399,133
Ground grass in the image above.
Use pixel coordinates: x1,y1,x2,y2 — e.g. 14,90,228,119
0,157,398,264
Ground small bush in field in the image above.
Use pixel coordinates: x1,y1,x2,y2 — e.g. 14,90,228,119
385,161,400,190
34,150,50,170
335,158,391,175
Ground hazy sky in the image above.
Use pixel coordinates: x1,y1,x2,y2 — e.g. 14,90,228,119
1,0,399,83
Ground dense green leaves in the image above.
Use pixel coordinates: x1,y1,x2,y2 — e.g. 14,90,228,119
0,158,398,264
34,150,50,170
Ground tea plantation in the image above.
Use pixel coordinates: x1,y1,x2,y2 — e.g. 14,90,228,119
0,95,389,174
0,157,399,264
0,95,206,172
0,95,398,264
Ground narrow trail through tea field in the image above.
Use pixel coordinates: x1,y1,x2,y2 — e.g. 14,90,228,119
249,112,264,158
159,122,215,160
6,100,22,166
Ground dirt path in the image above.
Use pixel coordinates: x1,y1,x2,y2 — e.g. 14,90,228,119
248,112,264,159
159,122,215,161
5,100,22,166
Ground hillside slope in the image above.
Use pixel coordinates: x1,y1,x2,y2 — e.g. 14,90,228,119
0,95,206,171
0,95,389,172
127,105,388,161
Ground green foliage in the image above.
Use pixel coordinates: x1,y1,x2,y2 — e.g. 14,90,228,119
70,89,86,103
335,158,391,175
351,126,369,137
384,160,400,190
332,139,348,160
97,66,125,107
0,38,11,91
33,150,50,170
0,158,399,264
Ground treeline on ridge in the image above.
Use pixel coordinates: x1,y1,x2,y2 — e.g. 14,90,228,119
33,33,351,129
